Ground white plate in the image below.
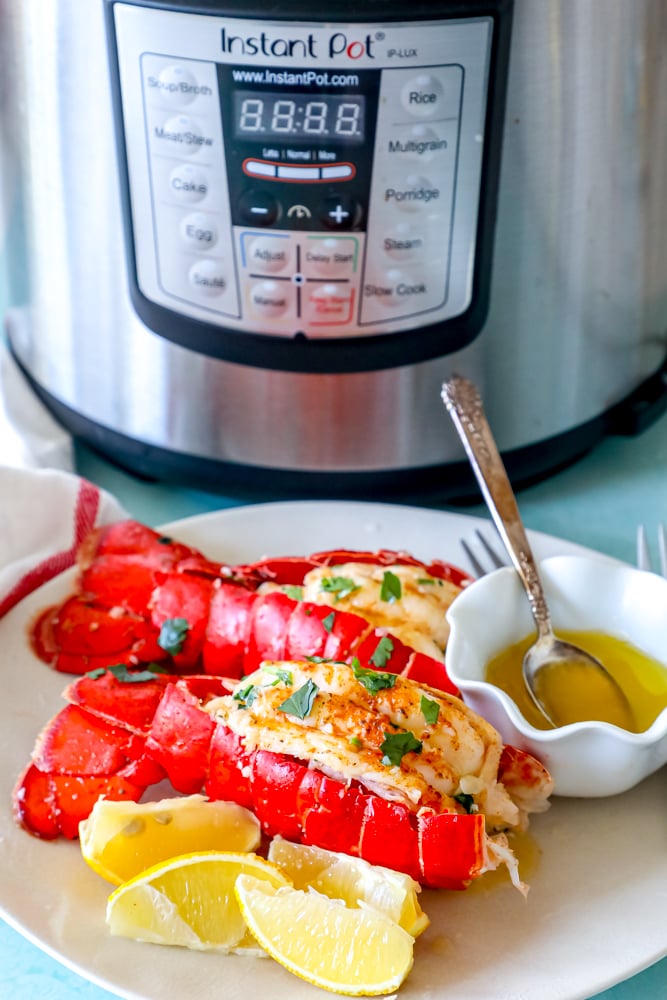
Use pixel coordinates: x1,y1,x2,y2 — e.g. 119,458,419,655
1,501,666,1000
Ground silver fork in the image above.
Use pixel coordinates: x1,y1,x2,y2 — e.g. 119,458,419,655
460,528,509,578
636,524,667,577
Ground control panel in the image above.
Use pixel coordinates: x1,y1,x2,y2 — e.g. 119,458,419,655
111,5,496,350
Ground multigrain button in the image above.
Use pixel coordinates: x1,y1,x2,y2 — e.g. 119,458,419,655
400,74,446,118
188,259,226,297
180,212,218,250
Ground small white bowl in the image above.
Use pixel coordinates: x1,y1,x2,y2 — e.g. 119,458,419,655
445,555,667,797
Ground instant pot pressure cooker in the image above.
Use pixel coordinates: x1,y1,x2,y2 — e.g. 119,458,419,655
1,0,666,496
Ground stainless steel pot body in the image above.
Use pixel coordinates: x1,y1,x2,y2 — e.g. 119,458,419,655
1,0,666,489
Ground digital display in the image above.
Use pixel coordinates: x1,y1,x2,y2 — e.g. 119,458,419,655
233,90,365,144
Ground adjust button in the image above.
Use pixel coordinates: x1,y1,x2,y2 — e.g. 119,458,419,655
238,190,281,227
246,235,293,274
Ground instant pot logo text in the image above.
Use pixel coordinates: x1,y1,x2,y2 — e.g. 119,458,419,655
220,27,376,61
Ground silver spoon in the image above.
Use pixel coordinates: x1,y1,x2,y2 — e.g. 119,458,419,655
441,375,634,730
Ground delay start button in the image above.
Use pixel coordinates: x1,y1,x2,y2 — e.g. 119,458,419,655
400,74,446,118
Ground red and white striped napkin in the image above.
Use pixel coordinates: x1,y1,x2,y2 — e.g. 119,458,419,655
0,466,126,618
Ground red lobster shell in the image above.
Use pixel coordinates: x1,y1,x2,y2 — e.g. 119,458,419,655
14,518,553,890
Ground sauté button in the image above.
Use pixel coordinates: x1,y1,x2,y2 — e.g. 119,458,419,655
188,259,226,297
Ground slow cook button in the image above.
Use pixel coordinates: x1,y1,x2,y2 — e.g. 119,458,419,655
400,74,446,118
364,269,427,308
250,280,291,318
180,212,218,250
188,259,226,297
169,164,209,204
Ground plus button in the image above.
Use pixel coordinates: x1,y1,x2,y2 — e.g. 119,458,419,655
320,194,359,231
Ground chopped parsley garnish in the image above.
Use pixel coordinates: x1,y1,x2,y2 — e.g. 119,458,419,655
380,570,402,603
319,576,360,602
278,679,319,720
85,663,169,684
262,665,293,686
284,585,304,601
233,683,259,709
369,636,394,669
157,617,189,656
349,735,363,749
453,792,477,814
420,694,440,725
352,657,397,693
380,731,423,767
322,611,336,633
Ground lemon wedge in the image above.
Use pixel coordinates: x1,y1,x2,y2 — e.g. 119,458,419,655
106,851,288,953
235,874,415,995
267,836,429,937
80,795,260,885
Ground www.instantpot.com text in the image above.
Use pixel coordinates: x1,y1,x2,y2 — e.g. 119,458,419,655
231,68,359,88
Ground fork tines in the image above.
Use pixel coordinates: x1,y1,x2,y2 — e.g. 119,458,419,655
461,529,508,578
636,524,667,577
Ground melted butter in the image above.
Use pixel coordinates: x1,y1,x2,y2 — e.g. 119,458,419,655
486,630,667,732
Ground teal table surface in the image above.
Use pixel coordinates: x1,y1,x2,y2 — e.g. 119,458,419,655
2,413,667,1000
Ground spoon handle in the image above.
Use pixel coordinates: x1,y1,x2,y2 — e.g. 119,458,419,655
441,375,552,638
